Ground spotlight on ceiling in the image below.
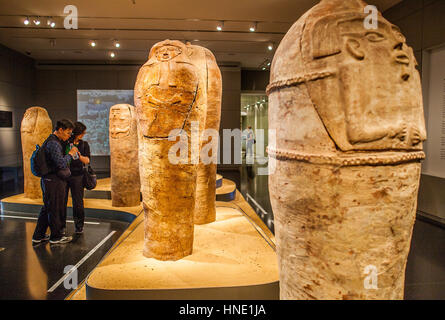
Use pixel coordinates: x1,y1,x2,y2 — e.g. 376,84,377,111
33,18,41,26
249,22,257,32
216,21,224,31
24,17,30,25
110,52,116,58
262,67,266,70
47,18,56,28
267,62,271,66
268,43,273,51
90,41,97,47
114,40,120,48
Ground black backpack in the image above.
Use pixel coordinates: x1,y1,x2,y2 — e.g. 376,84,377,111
30,143,50,177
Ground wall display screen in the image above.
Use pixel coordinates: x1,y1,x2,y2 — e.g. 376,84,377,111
423,47,445,179
0,110,13,128
77,90,134,156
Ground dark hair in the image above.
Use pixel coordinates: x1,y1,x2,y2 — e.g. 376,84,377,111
55,119,74,131
72,121,87,138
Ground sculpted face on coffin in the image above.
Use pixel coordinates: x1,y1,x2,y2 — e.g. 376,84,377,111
267,0,428,300
110,105,132,139
136,41,199,139
270,1,427,152
21,108,39,134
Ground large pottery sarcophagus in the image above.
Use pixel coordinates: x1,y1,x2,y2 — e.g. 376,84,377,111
267,0,426,299
21,107,53,199
187,43,222,225
109,104,141,207
134,40,204,261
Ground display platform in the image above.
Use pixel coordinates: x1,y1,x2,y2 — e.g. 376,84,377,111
1,176,276,300
216,174,223,188
85,176,236,202
84,204,278,300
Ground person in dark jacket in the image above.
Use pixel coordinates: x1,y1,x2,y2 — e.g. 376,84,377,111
64,122,90,234
32,119,78,244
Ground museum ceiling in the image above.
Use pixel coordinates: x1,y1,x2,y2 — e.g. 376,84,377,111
0,0,402,68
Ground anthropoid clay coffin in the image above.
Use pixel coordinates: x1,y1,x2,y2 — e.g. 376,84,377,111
20,107,53,199
134,40,203,261
187,43,222,225
109,104,141,207
267,0,426,300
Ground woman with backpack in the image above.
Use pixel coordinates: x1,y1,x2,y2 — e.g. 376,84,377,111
64,121,91,234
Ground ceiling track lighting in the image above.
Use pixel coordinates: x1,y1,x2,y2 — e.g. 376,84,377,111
114,40,120,48
110,52,116,58
47,17,56,28
24,16,57,28
259,58,271,71
249,22,257,32
268,43,274,51
90,40,97,47
216,21,224,31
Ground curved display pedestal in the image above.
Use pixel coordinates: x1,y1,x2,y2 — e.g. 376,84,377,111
216,174,223,188
86,281,278,300
85,205,278,300
0,194,140,224
85,176,236,202
216,179,236,202
0,180,276,300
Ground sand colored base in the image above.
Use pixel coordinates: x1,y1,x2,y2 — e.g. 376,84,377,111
69,192,275,300
216,179,236,196
94,178,112,191
87,206,278,290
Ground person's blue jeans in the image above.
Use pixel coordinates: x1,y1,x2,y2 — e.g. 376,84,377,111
246,141,254,156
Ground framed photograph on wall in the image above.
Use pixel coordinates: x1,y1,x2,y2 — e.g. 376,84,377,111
0,110,13,128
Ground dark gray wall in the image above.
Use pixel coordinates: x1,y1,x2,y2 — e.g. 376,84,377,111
0,44,35,167
241,70,270,92
384,0,445,223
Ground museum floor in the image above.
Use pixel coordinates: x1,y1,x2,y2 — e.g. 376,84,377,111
0,166,444,300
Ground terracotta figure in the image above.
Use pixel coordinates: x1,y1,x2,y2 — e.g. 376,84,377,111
267,0,426,299
134,40,203,261
109,104,141,207
187,43,222,225
20,107,53,199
